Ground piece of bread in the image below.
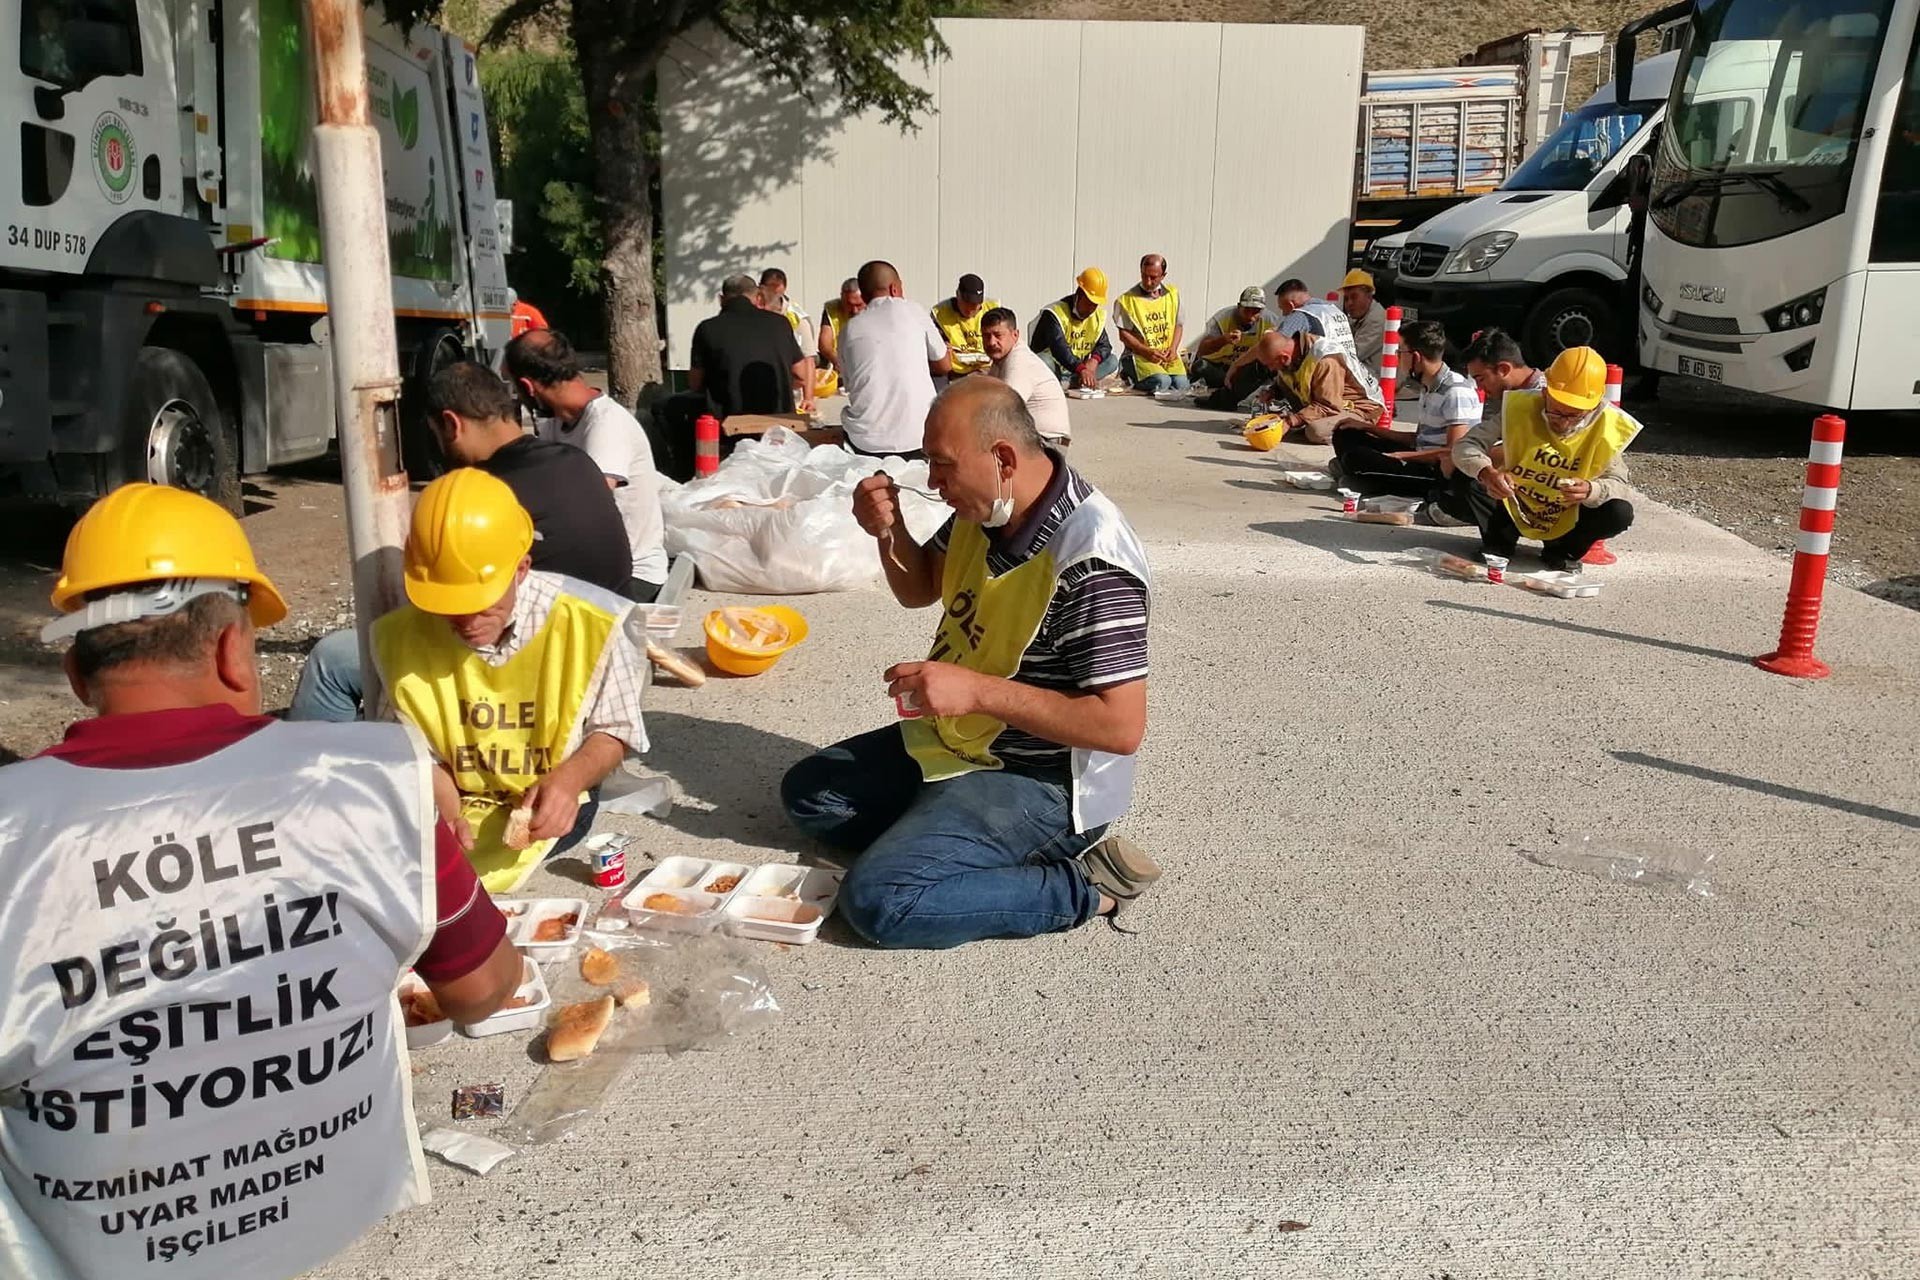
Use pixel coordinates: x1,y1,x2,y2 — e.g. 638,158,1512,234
580,946,619,986
614,978,651,1010
503,804,535,851
646,641,707,687
547,996,615,1062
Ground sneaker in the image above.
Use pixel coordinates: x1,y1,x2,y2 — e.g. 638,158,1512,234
1414,500,1472,528
1081,834,1163,904
1542,552,1580,573
1325,459,1347,484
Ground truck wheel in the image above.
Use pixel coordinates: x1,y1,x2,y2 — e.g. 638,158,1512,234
122,346,241,513
400,327,465,479
1523,288,1616,364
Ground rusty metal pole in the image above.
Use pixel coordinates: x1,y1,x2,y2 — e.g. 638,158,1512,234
305,0,410,714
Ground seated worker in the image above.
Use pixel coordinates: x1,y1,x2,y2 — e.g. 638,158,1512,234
1462,327,1547,418
782,378,1161,949
506,329,668,603
288,362,631,724
1191,285,1282,408
1031,267,1118,390
1329,319,1480,504
2,484,520,1280
760,266,820,406
1448,345,1639,571
817,277,866,373
372,468,648,892
1340,269,1388,376
982,306,1072,448
932,273,997,376
1275,278,1358,355
654,273,809,479
1225,314,1385,445
838,259,952,459
1112,254,1189,394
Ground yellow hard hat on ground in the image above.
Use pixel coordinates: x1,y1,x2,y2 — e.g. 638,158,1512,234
1544,346,1608,412
1075,267,1109,305
1244,413,1289,452
49,482,287,631
404,468,535,615
1341,268,1375,291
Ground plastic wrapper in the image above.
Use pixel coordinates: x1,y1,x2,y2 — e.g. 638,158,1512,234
1520,836,1716,900
420,1127,516,1175
497,932,781,1146
661,429,947,594
1401,547,1488,582
599,758,675,817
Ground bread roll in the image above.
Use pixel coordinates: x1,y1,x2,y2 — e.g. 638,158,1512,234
547,996,615,1062
614,978,651,1010
503,804,535,851
580,947,619,986
646,641,707,687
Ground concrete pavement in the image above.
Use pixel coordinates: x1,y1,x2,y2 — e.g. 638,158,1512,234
318,397,1920,1279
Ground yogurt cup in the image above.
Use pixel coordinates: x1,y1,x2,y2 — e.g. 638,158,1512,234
1484,554,1509,584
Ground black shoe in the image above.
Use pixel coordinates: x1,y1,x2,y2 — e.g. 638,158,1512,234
1542,552,1579,573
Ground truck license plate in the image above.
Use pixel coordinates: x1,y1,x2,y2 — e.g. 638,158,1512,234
1678,356,1723,381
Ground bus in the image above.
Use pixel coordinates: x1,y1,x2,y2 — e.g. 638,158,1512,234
1636,0,1920,410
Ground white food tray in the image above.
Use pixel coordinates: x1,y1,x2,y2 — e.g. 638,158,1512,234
397,973,451,1049
1517,570,1602,598
457,958,550,1038
620,856,751,934
1281,471,1334,490
494,897,589,956
720,865,845,946
1065,388,1105,399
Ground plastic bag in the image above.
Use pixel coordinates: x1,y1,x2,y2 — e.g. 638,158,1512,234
497,932,781,1145
661,429,947,594
1520,836,1716,900
598,758,674,817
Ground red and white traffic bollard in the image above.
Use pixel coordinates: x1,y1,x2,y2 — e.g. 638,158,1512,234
1755,414,1846,679
1582,364,1628,567
1327,291,1339,302
694,413,721,476
1378,305,1402,428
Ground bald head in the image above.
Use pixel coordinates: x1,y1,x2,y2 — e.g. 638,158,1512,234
929,375,1042,454
1252,329,1298,370
857,260,902,302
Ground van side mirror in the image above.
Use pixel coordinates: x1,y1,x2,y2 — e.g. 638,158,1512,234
1591,171,1632,212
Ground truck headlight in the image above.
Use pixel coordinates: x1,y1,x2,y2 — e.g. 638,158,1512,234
1765,288,1825,332
1444,232,1517,275
1642,282,1663,316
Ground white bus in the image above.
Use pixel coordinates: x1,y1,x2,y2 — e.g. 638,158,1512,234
1637,0,1920,410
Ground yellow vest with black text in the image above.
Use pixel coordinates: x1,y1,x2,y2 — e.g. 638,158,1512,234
373,576,629,891
1499,392,1641,541
1289,336,1383,410
1045,298,1107,362
932,297,998,375
901,493,1151,832
1114,286,1187,378
1214,309,1279,360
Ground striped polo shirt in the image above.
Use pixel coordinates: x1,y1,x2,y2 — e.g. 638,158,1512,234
928,457,1150,777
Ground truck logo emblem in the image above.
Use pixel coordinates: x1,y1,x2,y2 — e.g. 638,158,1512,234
394,88,421,150
1677,282,1726,304
91,112,138,204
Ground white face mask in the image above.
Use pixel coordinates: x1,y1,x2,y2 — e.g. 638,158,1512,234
982,468,1014,528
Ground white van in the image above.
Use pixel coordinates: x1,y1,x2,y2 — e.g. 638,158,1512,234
1366,52,1680,362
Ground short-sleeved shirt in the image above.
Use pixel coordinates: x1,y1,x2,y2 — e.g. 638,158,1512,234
990,344,1073,443
35,705,506,983
1415,364,1483,450
838,296,949,455
927,457,1150,777
689,296,804,417
1110,284,1188,335
478,436,632,595
535,394,668,585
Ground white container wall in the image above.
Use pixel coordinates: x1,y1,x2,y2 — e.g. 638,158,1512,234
659,18,1364,369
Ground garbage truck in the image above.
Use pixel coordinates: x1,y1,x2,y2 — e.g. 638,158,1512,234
1,0,511,511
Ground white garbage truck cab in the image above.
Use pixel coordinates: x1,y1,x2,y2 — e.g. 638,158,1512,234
1,0,511,510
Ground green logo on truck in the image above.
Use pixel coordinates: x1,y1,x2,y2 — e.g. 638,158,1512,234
395,87,420,150
91,112,137,203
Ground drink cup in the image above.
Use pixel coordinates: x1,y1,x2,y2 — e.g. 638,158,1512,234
1484,554,1509,584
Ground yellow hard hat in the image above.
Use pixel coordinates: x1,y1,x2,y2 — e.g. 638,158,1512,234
1244,413,1289,452
1544,345,1608,412
1341,268,1375,291
813,365,839,398
1075,266,1109,305
50,483,287,627
404,468,534,615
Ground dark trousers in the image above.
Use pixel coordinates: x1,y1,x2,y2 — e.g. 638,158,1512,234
1448,471,1635,562
621,577,662,604
1331,426,1445,499
651,392,707,482
1200,361,1270,410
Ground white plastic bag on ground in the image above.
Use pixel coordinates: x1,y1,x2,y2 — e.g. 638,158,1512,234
662,428,947,594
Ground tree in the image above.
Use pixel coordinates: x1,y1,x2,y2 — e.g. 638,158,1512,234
388,0,947,403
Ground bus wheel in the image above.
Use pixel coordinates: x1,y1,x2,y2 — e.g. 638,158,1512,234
399,327,465,480
122,346,240,513
1523,288,1615,364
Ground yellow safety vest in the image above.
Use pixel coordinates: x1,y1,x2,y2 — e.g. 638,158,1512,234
824,300,853,341
373,584,622,891
1289,336,1383,410
1500,392,1641,540
1215,310,1278,359
902,491,1152,831
932,297,998,374
1045,297,1107,362
1114,285,1187,378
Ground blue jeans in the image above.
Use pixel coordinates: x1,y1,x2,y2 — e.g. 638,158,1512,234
781,727,1103,949
1125,362,1190,394
1036,347,1120,387
289,628,364,722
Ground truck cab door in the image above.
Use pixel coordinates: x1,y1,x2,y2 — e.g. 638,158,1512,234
172,0,222,217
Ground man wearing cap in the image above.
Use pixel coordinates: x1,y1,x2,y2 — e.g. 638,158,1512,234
1031,268,1118,390
1112,254,1189,394
1,485,521,1280
1190,285,1283,408
932,274,997,377
838,260,953,459
371,468,650,892
1449,345,1640,570
1225,314,1385,445
982,307,1072,447
817,277,866,375
1339,269,1388,376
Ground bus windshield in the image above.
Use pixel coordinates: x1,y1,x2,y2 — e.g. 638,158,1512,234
1504,98,1657,192
1652,0,1895,248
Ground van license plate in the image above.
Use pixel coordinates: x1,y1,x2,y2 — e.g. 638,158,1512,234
1678,356,1723,381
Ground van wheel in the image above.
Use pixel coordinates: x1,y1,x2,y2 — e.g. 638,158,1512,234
1523,288,1616,364
119,346,241,513
400,327,465,479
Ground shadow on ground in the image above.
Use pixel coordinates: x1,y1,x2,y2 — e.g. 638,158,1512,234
642,710,818,854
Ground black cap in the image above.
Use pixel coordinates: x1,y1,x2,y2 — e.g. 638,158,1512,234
957,273,986,301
